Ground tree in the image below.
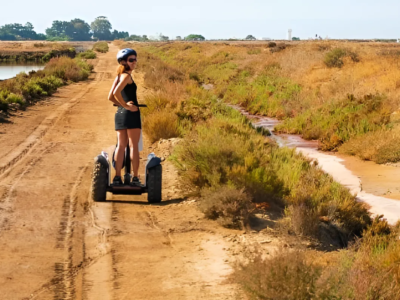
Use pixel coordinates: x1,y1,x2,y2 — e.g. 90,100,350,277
0,22,42,40
245,35,256,40
159,33,169,41
70,19,91,41
91,16,112,40
46,21,74,40
292,37,300,41
125,34,148,42
112,30,129,40
185,34,205,41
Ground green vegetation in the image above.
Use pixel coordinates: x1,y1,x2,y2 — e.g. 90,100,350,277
125,35,149,42
324,48,360,68
91,16,128,40
0,16,129,41
0,22,45,41
77,50,97,59
0,57,92,113
185,34,206,41
245,35,256,40
93,41,109,53
46,19,91,41
276,93,392,150
140,42,400,164
136,42,400,300
136,46,371,245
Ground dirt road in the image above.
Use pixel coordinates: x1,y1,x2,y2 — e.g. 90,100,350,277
0,46,243,299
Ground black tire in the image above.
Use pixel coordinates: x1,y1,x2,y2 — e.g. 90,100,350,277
91,161,108,202
147,165,162,203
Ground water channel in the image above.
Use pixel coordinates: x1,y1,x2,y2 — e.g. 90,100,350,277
0,62,45,80
234,105,400,225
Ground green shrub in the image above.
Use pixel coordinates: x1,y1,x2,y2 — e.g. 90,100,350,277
0,56,91,113
276,94,391,151
324,48,360,68
93,41,109,53
77,50,97,59
324,48,347,68
0,90,24,111
223,71,301,119
173,110,370,240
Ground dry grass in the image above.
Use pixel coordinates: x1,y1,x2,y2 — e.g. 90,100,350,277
136,41,400,300
137,41,400,163
136,42,372,243
200,186,253,229
234,217,400,300
143,110,180,143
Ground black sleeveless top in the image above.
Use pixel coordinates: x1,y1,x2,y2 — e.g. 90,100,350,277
120,73,138,106
115,72,141,130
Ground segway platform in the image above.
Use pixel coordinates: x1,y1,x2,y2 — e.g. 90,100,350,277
91,148,162,203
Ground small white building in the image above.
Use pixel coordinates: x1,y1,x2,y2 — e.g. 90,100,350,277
288,29,292,41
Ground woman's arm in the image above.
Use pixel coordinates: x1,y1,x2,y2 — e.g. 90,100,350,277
113,74,138,112
108,76,121,106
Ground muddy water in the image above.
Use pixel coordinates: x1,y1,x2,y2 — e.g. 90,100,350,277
0,62,44,80
235,106,400,225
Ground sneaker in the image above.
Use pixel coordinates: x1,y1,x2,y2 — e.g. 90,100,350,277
112,176,123,186
123,173,132,185
130,176,142,187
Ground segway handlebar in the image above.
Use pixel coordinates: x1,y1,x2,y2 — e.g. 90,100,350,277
113,104,148,107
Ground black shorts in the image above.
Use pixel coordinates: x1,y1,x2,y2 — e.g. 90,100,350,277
115,107,141,130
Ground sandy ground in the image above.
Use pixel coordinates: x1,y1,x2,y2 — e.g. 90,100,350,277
0,45,267,300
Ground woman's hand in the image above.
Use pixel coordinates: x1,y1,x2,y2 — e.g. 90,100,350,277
125,101,138,112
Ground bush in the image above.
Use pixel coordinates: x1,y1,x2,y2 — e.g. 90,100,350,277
234,250,325,300
200,186,253,229
0,90,24,111
173,112,370,241
0,57,92,113
143,110,180,143
77,50,97,59
277,94,391,151
93,41,109,53
234,218,400,300
45,57,92,81
324,48,360,68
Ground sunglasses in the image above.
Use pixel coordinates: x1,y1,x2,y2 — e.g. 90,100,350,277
128,58,137,63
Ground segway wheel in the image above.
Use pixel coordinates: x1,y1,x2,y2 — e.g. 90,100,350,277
147,165,162,203
91,161,108,202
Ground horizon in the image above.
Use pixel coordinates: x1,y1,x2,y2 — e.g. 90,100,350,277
0,0,399,40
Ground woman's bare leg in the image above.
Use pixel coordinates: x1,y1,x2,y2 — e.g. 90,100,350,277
127,129,141,177
115,130,128,177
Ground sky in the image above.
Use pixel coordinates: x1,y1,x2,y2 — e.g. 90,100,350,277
1,0,399,40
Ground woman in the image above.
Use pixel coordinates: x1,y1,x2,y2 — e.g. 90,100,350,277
108,48,141,186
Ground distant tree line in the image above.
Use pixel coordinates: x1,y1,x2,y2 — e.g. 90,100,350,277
0,22,46,40
0,16,128,41
0,17,209,42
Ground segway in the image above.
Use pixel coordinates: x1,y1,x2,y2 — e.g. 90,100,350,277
91,104,162,203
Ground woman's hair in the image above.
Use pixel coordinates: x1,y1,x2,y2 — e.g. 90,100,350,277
117,62,130,75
